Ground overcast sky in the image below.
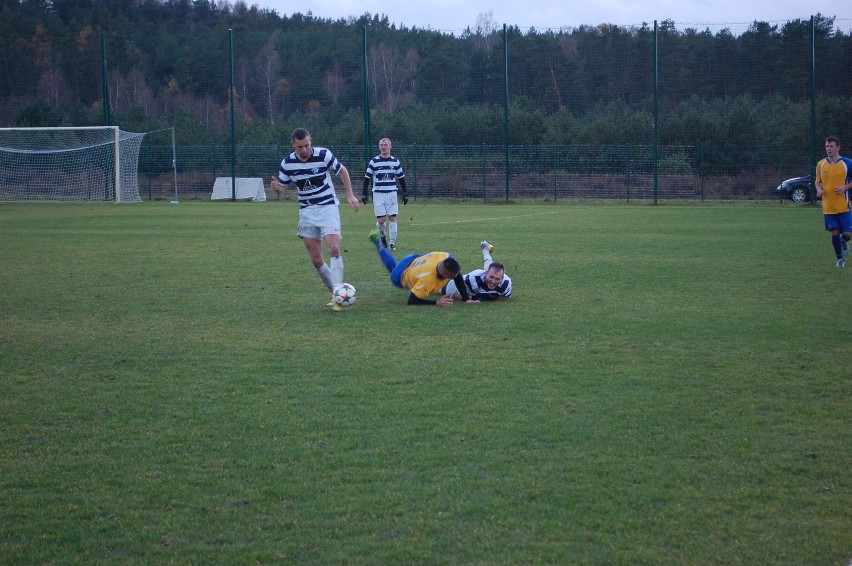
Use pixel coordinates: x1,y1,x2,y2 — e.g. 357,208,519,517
255,0,851,33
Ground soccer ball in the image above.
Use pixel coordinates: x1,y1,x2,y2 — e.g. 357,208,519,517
332,283,357,307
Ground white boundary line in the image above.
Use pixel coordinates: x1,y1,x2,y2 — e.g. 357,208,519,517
408,208,572,227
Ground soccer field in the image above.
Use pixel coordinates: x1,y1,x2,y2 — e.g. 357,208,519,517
0,201,849,564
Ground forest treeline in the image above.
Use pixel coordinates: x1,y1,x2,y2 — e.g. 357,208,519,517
2,0,852,163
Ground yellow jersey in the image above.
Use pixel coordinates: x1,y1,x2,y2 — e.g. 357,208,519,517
401,252,451,299
816,156,852,215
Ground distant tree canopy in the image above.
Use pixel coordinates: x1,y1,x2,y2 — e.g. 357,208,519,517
1,1,850,153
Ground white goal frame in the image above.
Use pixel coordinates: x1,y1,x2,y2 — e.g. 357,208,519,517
0,126,146,203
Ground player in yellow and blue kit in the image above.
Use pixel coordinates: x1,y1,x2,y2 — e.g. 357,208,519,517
369,230,479,306
815,136,852,267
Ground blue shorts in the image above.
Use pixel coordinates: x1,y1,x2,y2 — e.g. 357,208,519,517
824,210,852,232
390,253,420,288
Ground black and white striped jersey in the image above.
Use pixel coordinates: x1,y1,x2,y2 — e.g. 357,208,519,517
277,147,342,208
443,269,513,300
364,155,405,193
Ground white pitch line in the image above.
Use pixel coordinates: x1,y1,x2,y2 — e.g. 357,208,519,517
408,209,572,227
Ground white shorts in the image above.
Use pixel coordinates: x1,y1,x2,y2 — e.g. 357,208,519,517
297,205,342,240
372,191,399,218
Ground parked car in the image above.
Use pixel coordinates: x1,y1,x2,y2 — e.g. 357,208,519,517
776,175,815,202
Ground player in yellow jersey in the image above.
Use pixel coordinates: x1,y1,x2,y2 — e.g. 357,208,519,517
815,136,852,267
369,230,479,306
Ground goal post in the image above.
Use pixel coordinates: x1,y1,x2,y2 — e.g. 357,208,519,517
0,126,146,203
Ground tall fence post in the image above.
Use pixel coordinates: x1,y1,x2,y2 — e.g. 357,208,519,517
412,142,417,201
503,23,510,203
481,143,486,201
211,143,218,184
228,29,236,201
363,27,372,165
653,20,659,205
626,144,631,204
809,15,817,201
101,33,110,126
552,145,558,202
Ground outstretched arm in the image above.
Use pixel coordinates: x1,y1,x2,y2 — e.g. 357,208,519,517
407,293,437,306
407,293,454,307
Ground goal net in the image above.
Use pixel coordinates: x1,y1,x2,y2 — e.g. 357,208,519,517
0,126,146,203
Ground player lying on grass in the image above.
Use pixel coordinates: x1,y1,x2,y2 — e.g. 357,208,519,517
442,241,513,301
369,230,479,307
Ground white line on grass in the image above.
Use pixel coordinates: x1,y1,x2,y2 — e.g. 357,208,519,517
408,209,572,227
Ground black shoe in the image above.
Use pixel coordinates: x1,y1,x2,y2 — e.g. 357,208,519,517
381,236,388,248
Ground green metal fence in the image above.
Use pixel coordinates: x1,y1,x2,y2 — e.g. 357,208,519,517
139,141,797,202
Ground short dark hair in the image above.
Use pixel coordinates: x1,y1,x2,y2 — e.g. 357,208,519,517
826,136,841,146
488,262,505,273
442,257,461,277
292,128,310,141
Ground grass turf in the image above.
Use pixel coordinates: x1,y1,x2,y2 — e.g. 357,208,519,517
0,200,849,564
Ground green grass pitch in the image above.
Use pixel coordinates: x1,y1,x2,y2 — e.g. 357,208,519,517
0,200,849,564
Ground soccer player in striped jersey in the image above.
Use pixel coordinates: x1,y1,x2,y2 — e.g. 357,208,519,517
368,230,479,307
362,138,407,250
443,241,513,301
815,136,852,267
272,128,360,309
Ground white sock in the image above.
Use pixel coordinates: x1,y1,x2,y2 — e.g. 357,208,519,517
330,256,344,288
376,221,385,237
316,263,334,291
389,221,398,243
483,248,493,270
